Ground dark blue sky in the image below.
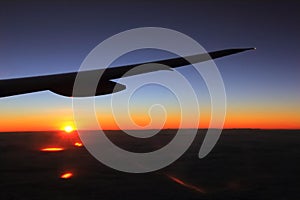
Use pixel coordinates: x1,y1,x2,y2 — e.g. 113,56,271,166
1,1,299,75
0,1,299,130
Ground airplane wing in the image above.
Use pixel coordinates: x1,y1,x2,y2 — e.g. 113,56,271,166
0,48,254,98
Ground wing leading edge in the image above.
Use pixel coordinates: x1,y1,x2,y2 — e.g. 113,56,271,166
0,48,255,98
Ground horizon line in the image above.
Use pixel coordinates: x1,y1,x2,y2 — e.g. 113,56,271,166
1,127,300,133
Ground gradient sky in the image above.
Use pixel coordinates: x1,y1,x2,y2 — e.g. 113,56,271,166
0,0,299,131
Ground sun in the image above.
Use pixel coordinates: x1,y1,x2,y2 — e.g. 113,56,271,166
64,125,74,133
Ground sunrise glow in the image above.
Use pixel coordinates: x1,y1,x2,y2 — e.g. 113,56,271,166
40,147,64,152
64,125,74,133
74,142,83,147
60,172,73,179
166,174,206,194
0,91,299,132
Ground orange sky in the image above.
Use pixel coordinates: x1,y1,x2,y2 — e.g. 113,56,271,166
0,98,299,132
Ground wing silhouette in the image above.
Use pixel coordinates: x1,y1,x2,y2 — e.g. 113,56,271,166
0,48,254,98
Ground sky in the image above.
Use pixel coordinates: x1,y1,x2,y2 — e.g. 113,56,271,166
0,0,299,131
